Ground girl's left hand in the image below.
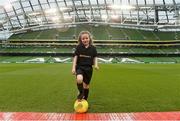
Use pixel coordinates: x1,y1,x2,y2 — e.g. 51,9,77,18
94,65,99,70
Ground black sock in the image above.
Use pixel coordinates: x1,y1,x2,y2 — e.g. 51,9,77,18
77,83,84,99
77,83,83,94
84,89,89,100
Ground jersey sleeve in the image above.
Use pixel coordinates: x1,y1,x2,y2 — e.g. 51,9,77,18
74,45,80,56
93,46,97,57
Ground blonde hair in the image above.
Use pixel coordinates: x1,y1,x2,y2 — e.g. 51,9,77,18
77,31,93,45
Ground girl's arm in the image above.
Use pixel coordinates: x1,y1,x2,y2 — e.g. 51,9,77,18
72,56,77,74
94,57,99,70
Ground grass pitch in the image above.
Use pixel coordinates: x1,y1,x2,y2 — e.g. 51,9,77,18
0,63,180,113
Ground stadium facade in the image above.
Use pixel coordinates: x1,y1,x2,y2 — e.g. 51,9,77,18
0,0,179,39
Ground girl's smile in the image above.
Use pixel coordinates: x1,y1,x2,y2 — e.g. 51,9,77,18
81,34,90,47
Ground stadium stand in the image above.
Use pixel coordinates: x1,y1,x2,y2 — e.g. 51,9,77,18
9,25,180,41
0,0,180,64
1,25,180,62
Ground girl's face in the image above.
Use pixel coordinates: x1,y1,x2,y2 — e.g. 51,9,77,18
81,33,90,46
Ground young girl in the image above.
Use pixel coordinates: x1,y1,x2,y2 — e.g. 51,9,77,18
72,31,99,101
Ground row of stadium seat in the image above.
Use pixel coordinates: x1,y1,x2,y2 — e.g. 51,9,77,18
9,25,180,40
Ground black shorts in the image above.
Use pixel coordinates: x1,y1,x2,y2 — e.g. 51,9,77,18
76,66,93,85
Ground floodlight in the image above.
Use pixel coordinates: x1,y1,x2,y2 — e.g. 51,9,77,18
0,20,3,24
64,15,72,20
121,5,135,10
139,6,151,9
28,12,41,16
34,18,43,23
102,15,108,20
4,3,12,10
45,8,57,14
111,15,119,20
51,16,60,23
108,4,135,10
60,7,69,12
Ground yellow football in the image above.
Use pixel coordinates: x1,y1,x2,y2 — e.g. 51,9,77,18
74,99,89,113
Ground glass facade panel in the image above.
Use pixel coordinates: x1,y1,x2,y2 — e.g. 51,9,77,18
0,0,179,31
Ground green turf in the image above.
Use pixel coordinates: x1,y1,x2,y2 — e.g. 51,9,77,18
0,63,180,113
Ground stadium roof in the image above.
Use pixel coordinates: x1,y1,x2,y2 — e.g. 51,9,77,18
0,0,179,33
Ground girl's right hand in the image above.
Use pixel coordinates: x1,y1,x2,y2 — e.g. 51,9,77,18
72,68,76,75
